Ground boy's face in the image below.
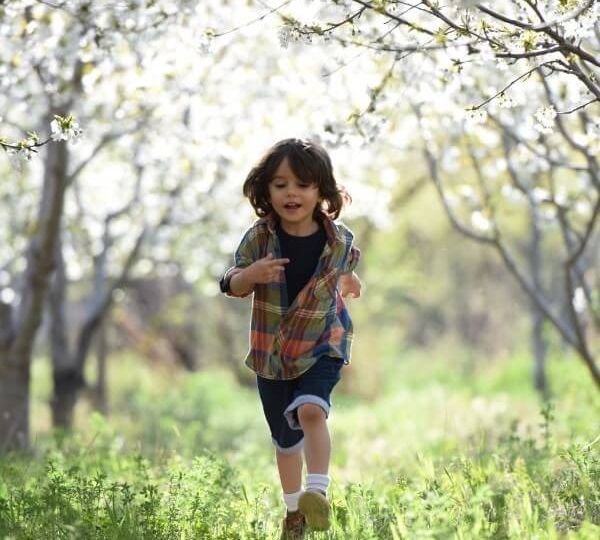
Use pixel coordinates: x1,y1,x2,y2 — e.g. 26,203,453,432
268,157,320,234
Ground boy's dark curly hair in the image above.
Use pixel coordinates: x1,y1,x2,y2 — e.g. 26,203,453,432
243,138,350,219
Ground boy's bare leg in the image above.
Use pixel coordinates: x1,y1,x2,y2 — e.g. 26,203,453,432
297,404,330,474
276,448,303,493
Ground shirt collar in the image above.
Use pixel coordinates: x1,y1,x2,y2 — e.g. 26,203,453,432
263,210,340,247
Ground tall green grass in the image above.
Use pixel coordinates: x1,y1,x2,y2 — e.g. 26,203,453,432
0,350,598,538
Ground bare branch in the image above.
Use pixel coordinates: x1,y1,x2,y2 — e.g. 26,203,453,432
557,98,598,115
567,194,600,268
66,122,146,185
538,70,600,189
496,46,563,60
412,104,495,245
215,0,294,37
477,3,600,68
472,60,558,111
354,0,436,36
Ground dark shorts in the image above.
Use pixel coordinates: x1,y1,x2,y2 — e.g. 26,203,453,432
256,355,344,454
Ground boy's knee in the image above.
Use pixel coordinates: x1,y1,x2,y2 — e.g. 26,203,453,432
297,403,326,425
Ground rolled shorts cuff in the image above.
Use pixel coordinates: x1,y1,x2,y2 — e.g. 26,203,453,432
284,394,331,430
273,436,304,454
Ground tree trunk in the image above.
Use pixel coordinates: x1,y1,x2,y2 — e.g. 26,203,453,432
48,232,83,429
93,318,109,415
0,354,30,452
528,200,549,397
531,305,548,396
0,134,69,451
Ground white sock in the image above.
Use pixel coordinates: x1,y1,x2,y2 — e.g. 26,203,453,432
283,489,303,512
305,473,330,495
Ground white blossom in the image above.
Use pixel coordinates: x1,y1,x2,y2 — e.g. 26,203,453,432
534,106,556,134
278,25,293,48
474,43,495,66
458,184,476,202
465,108,488,126
541,206,557,222
471,211,492,232
5,146,33,171
50,116,83,143
501,184,525,203
532,187,550,203
0,288,15,304
443,191,459,208
198,33,214,54
497,93,515,109
572,287,587,314
574,199,591,217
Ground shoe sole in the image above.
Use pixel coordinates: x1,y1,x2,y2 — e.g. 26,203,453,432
298,491,330,531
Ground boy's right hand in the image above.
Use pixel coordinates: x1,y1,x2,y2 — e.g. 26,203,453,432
243,253,289,284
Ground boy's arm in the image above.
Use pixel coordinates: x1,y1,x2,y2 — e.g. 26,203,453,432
223,254,290,298
339,271,362,298
228,267,254,297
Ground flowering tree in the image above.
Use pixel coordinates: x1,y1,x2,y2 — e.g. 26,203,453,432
278,0,600,389
1,0,374,448
0,0,207,450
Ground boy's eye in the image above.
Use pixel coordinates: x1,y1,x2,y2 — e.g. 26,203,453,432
271,182,313,189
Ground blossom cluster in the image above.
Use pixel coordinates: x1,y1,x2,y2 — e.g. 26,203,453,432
1,115,82,170
50,114,83,143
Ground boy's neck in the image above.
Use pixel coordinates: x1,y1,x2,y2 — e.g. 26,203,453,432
279,218,319,237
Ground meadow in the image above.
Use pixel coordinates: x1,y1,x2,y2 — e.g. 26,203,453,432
0,347,598,539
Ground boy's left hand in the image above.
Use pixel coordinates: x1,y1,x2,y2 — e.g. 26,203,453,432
339,272,362,298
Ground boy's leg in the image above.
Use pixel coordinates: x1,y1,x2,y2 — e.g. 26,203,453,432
283,356,344,531
296,405,333,531
276,448,303,494
256,375,306,514
276,450,306,540
297,404,330,475
283,356,343,479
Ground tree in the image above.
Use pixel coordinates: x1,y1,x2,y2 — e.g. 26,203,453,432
278,0,599,389
0,0,204,450
2,0,369,448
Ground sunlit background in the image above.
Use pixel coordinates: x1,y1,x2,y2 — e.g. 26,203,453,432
1,1,599,537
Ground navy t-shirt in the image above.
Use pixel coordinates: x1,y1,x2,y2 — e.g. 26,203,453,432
276,222,326,307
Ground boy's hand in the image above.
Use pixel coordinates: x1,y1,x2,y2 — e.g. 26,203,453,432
244,253,289,284
339,271,362,298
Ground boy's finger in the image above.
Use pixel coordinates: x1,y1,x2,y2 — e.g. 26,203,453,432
270,258,290,265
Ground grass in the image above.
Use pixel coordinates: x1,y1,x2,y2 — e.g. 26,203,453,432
0,348,598,539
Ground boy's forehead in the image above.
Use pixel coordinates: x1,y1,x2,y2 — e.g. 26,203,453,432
272,157,301,180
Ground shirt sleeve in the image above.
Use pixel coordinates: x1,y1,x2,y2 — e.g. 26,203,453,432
233,225,259,269
338,223,361,274
220,225,260,297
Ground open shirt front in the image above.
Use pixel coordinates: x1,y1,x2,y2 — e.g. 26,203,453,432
223,210,360,380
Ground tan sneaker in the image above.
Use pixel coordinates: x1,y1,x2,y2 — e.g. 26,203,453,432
298,490,330,531
280,510,306,540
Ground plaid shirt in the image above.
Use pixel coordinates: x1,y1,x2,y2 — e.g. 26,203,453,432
223,210,360,380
